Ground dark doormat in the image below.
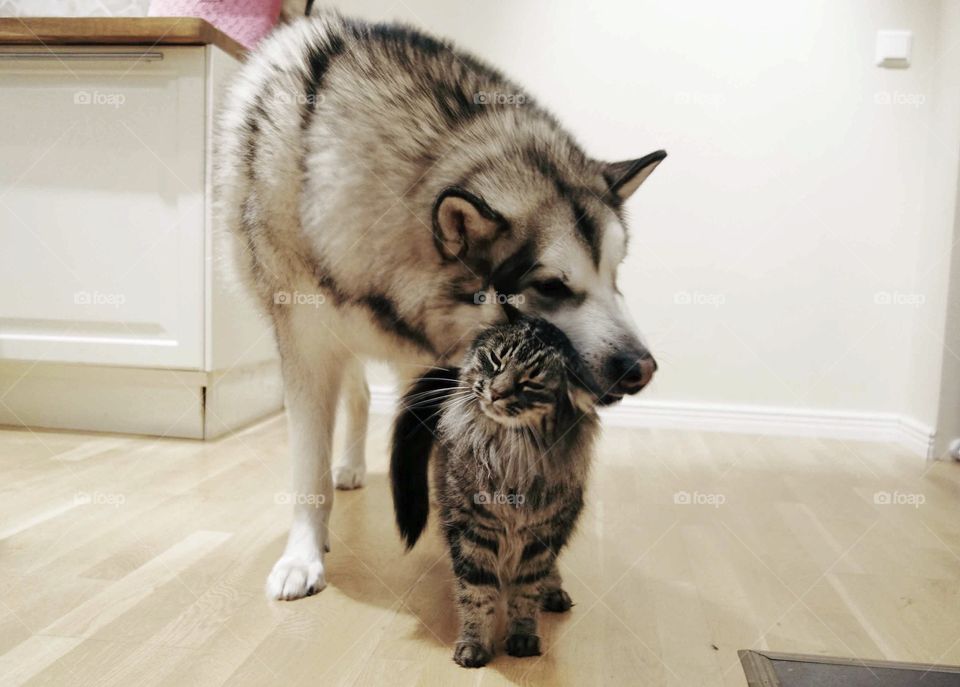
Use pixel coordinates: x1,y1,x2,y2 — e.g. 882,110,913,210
739,650,960,686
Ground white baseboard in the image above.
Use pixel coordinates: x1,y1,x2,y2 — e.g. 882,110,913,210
369,385,935,459
0,360,283,440
204,360,284,439
896,415,937,460
600,398,935,459
0,364,934,458
369,384,400,417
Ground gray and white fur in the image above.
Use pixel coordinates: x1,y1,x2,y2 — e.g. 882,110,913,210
216,10,664,599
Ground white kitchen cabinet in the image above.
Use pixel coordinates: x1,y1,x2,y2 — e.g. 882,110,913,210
0,47,205,368
0,26,282,439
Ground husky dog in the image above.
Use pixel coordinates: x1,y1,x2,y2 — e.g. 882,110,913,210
217,11,664,600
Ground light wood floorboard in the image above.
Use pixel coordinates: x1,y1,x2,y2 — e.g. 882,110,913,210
1,412,958,686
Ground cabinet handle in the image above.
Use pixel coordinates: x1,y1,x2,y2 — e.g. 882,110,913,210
0,50,163,62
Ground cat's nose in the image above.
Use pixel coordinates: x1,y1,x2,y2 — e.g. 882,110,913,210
489,386,510,402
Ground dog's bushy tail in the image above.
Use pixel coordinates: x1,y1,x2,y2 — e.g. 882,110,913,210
390,368,460,550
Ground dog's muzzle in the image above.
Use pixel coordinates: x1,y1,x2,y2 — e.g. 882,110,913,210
600,351,658,404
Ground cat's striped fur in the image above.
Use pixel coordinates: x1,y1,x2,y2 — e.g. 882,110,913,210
392,313,599,667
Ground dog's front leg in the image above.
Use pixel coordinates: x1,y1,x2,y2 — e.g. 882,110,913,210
267,311,346,600
332,359,369,489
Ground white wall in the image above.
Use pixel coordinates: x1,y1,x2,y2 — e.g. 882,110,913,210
905,0,960,437
325,0,960,436
930,1,960,457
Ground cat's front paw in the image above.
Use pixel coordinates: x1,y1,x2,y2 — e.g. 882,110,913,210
505,633,541,657
541,587,573,612
453,641,492,668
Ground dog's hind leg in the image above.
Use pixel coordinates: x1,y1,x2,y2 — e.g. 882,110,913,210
267,308,346,600
333,359,369,489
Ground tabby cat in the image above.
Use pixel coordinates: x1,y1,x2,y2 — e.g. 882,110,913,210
390,312,600,667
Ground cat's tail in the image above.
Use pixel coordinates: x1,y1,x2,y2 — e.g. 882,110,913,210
390,367,460,550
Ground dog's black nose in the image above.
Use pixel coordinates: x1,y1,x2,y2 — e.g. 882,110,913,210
608,352,657,395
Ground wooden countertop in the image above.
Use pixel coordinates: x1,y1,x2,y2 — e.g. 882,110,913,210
0,17,246,61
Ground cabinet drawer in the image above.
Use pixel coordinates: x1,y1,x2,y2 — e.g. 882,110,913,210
0,47,205,369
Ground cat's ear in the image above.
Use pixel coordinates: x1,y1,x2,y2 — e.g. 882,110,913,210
567,382,596,414
431,187,508,262
564,355,599,413
501,302,522,324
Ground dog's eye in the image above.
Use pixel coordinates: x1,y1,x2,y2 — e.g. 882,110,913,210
532,279,573,299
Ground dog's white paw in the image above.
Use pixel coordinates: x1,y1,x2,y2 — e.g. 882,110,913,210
333,463,366,490
266,556,326,600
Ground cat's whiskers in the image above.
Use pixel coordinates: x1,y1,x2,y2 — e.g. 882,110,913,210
400,387,472,409
402,383,469,399
415,393,473,423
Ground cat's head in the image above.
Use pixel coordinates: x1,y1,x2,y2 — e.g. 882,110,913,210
461,311,599,428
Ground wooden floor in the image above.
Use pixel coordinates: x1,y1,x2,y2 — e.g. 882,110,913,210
1,413,959,687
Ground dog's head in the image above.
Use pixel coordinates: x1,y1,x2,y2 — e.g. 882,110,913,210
431,146,665,404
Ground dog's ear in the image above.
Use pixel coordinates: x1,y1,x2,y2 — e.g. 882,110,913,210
604,150,667,201
431,187,507,262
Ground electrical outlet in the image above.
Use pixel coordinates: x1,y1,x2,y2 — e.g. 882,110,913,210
876,30,912,68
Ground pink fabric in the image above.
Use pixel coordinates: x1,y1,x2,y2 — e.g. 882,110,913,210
149,0,282,49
